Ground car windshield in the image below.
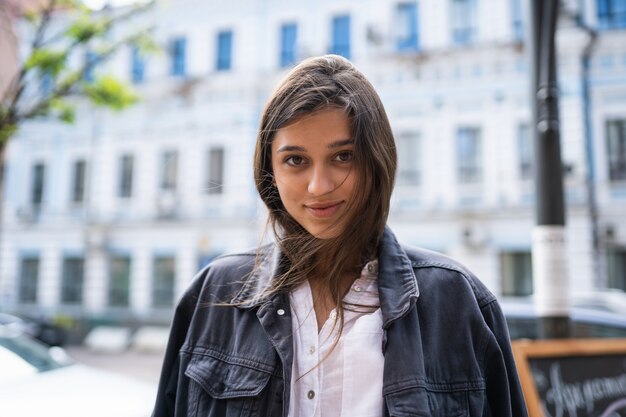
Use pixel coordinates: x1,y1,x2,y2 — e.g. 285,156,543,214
0,329,69,373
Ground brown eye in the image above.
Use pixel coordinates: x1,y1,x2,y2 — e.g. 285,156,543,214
334,151,353,163
285,155,305,166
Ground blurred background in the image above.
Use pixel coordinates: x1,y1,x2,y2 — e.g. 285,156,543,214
1,0,626,403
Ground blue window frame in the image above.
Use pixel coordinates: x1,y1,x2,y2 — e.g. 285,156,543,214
451,0,477,45
170,37,186,77
396,3,420,51
131,46,145,84
512,0,523,40
280,23,298,67
598,0,626,29
216,30,233,71
84,51,98,82
40,71,53,95
331,15,351,59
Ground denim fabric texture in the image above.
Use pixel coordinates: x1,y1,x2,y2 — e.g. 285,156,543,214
152,227,529,417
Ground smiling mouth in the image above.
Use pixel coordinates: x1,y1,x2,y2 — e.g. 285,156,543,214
305,201,344,218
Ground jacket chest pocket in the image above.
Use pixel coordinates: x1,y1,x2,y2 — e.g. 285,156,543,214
185,353,274,417
385,386,470,417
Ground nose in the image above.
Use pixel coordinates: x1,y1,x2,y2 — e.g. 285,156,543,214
307,165,336,196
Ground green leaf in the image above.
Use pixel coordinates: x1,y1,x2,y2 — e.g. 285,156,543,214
23,10,40,24
51,99,76,124
65,16,110,43
133,33,161,56
25,49,67,76
57,0,87,12
83,76,138,110
0,123,18,145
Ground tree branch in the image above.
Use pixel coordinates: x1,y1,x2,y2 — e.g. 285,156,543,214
18,30,147,121
3,0,58,124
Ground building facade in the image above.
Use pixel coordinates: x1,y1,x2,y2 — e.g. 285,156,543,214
2,0,626,326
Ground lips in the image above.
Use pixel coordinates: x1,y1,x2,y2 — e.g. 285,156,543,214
304,201,344,218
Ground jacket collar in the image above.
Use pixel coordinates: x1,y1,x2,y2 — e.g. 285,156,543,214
231,226,419,327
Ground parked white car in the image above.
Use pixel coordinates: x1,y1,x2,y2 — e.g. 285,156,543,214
0,326,157,417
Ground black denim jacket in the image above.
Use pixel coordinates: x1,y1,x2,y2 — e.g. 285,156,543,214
152,227,529,417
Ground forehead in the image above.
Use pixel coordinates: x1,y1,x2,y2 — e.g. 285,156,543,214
272,108,351,150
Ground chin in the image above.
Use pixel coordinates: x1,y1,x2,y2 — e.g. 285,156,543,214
307,226,343,240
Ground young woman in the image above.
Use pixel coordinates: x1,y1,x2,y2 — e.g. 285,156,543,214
152,55,528,417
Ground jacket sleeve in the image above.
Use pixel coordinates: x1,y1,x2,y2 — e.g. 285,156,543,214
151,273,205,417
481,299,529,417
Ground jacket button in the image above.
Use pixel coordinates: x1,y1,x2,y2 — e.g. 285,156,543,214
277,308,285,316
307,390,315,399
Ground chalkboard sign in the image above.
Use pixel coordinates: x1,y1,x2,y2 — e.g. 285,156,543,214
512,339,626,417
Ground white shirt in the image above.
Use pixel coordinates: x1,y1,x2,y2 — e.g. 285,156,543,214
288,260,384,417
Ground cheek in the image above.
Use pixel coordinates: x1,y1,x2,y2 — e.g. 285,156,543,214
275,180,299,206
342,170,359,196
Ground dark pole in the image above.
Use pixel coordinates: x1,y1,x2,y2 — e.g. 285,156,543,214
528,0,571,338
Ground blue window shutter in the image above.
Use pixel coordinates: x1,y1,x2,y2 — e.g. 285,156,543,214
131,46,145,83
84,51,97,82
171,37,186,77
331,15,351,59
597,0,626,29
512,0,523,39
217,31,233,71
280,23,298,67
397,3,419,52
40,71,53,95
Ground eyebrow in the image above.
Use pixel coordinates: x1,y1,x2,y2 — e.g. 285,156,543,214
276,139,354,153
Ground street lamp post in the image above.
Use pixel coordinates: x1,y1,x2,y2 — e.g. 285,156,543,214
528,0,571,338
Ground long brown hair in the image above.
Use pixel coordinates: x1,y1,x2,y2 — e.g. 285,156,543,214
253,54,396,315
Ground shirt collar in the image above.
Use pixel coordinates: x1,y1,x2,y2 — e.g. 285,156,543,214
231,226,419,327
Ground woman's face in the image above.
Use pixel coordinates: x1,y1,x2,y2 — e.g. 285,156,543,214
271,107,357,239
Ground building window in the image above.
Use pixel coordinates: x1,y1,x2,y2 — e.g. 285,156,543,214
451,0,477,45
511,0,523,39
206,147,224,194
61,256,84,304
607,248,626,291
597,0,626,30
170,37,186,77
397,132,421,185
118,154,134,198
216,30,233,71
18,256,39,303
152,256,175,308
31,163,45,207
71,160,87,203
131,46,145,84
161,150,178,191
607,119,626,181
456,127,482,183
109,255,131,307
518,124,533,180
331,15,351,59
396,3,420,51
40,71,53,95
84,51,98,82
501,251,533,297
280,23,298,67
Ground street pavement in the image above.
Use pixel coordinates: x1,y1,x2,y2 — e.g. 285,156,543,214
64,345,165,385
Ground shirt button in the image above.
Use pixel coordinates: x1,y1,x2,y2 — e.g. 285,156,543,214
307,390,315,400
309,346,316,354
367,264,375,273
277,309,285,316
353,285,362,292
